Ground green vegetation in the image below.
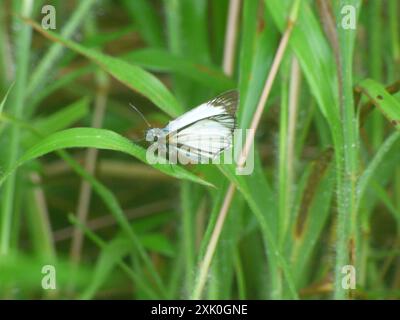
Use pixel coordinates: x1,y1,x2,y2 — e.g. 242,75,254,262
0,0,399,299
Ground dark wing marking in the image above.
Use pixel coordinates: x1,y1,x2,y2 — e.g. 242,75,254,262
208,89,238,115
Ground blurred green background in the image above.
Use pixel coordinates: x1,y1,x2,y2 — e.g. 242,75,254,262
0,0,399,299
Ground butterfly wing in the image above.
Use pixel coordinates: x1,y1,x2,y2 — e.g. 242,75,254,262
166,90,238,161
166,90,238,133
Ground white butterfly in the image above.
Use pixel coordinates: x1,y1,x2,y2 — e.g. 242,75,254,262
145,90,238,164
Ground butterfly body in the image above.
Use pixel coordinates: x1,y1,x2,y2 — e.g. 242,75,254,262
145,90,238,163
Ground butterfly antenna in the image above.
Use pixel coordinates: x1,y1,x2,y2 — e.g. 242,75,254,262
129,103,151,128
132,136,144,143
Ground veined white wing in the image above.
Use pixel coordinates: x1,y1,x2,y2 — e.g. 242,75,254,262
166,90,238,133
166,90,238,161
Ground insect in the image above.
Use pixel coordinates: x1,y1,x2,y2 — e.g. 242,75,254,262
133,90,238,164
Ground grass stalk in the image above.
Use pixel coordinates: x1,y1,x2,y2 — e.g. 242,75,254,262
222,0,241,76
191,0,301,299
181,182,195,295
69,70,109,265
389,0,399,69
28,172,55,259
0,0,13,85
191,183,236,299
334,0,360,299
369,0,383,149
278,56,300,247
0,0,33,255
27,0,97,97
68,214,160,299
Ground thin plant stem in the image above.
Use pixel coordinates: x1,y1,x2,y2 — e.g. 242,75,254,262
29,172,55,258
278,56,300,247
191,0,301,299
0,0,33,255
27,0,97,97
285,57,300,238
334,0,360,299
191,183,236,299
70,70,109,265
223,0,241,76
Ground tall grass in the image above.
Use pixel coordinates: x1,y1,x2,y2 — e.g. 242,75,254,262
0,0,399,299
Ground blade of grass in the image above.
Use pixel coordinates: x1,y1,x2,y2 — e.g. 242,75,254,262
0,83,14,114
0,116,169,297
27,66,93,116
0,0,33,255
368,0,384,149
70,71,110,266
24,18,183,117
357,131,400,208
0,127,213,188
389,0,400,72
334,0,361,299
122,0,164,48
356,79,400,131
222,0,241,76
25,97,90,145
26,0,97,96
68,214,159,299
26,173,55,260
123,49,234,92
192,0,301,300
278,56,301,247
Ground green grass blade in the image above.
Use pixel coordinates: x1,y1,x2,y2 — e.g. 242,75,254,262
27,66,93,116
25,18,183,117
25,98,90,145
0,127,212,188
122,0,164,48
0,0,33,255
0,83,14,114
27,0,97,96
357,131,400,208
68,215,160,299
123,48,234,92
356,79,400,130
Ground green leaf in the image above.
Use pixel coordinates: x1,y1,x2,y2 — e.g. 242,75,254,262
81,236,134,299
122,0,164,47
357,78,400,130
357,131,400,207
0,127,212,188
139,233,175,257
266,0,340,138
27,66,93,115
25,98,90,145
0,251,92,290
75,225,161,299
0,83,14,114
27,0,98,96
238,5,278,129
180,0,211,64
123,48,234,92
24,18,183,117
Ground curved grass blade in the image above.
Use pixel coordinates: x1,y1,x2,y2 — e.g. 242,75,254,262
0,117,171,297
357,131,400,208
123,48,234,92
23,18,183,118
25,98,90,146
356,79,400,130
0,127,212,188
0,83,14,114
